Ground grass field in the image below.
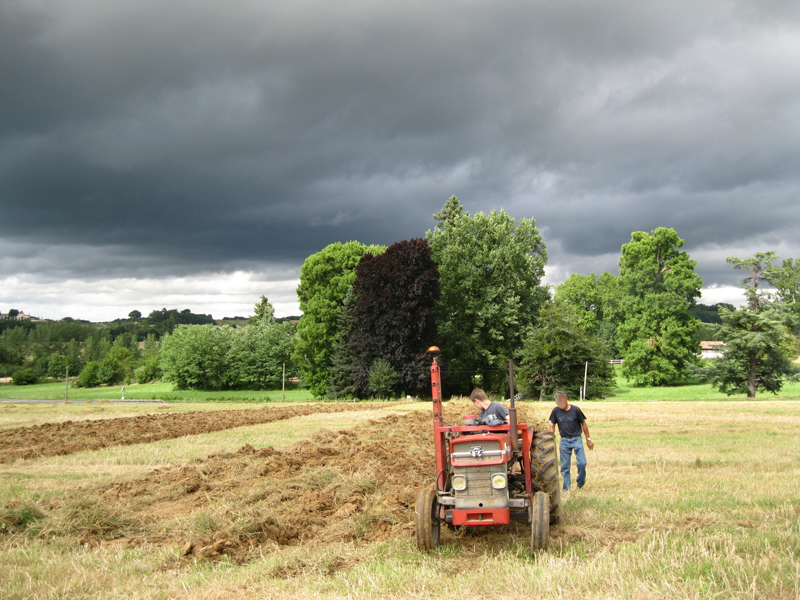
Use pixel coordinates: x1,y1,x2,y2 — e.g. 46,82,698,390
1,400,799,599
605,376,800,401
5,373,800,405
0,381,316,403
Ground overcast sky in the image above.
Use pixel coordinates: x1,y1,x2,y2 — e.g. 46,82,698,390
2,0,799,321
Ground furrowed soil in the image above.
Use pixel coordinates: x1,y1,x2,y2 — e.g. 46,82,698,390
5,402,548,568
0,402,399,463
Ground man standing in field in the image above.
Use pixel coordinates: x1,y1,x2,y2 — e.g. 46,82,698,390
549,390,593,492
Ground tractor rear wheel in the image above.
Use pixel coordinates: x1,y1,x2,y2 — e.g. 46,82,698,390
414,487,440,551
530,429,562,524
531,491,550,553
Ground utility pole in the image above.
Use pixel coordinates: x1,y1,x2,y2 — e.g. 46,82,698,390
582,361,589,401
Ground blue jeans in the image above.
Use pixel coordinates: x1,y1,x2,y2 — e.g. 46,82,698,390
560,437,587,490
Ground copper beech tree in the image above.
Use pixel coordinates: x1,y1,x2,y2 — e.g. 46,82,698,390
347,238,440,399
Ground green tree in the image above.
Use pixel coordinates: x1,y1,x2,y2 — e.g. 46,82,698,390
230,320,296,388
93,337,112,362
66,339,82,375
142,333,159,359
77,361,101,387
250,295,276,324
12,367,37,385
135,355,162,383
98,346,134,385
98,356,125,385
293,241,385,397
135,334,162,383
159,325,236,390
554,273,602,334
326,288,358,399
0,326,28,367
433,195,468,230
128,310,142,324
517,304,615,400
427,208,548,394
47,353,68,379
617,228,702,386
595,271,627,356
709,303,796,398
368,359,399,399
727,251,777,310
708,253,798,398
766,257,800,322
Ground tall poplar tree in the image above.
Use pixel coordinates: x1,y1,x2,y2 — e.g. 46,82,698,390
617,227,702,385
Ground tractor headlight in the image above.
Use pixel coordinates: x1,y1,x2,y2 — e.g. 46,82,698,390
452,475,467,491
491,473,507,490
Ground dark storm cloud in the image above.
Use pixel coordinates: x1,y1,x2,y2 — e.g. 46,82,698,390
2,0,800,304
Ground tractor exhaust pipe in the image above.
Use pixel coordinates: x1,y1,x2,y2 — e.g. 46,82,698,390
508,359,518,454
428,346,443,429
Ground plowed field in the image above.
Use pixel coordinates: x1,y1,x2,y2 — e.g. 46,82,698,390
0,402,400,463
4,402,548,567
4,401,799,599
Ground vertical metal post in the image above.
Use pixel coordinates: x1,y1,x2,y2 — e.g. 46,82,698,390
64,365,69,403
282,362,286,402
508,359,518,453
430,353,447,490
583,361,589,401
431,356,443,428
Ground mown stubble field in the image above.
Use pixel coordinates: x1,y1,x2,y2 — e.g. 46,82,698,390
1,399,799,599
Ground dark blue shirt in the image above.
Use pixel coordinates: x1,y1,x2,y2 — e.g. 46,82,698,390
549,405,586,437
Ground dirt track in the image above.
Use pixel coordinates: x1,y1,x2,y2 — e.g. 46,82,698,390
0,403,401,463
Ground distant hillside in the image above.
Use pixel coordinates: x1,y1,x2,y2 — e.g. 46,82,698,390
690,303,735,324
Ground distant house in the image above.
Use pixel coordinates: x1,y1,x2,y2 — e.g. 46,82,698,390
699,341,725,359
0,310,32,320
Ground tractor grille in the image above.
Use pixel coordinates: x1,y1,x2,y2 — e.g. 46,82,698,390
451,439,502,463
453,465,508,509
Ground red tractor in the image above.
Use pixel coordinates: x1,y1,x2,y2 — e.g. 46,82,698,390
415,347,561,554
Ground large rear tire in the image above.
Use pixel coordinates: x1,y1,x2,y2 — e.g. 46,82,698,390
530,429,562,524
531,491,550,553
414,487,440,551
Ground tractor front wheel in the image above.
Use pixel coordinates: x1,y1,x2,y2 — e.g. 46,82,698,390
531,491,550,553
415,487,440,551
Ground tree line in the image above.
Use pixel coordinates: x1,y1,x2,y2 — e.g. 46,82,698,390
292,201,798,400
1,308,216,383
3,198,798,398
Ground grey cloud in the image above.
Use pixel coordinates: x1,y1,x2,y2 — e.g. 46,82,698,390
2,0,800,310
